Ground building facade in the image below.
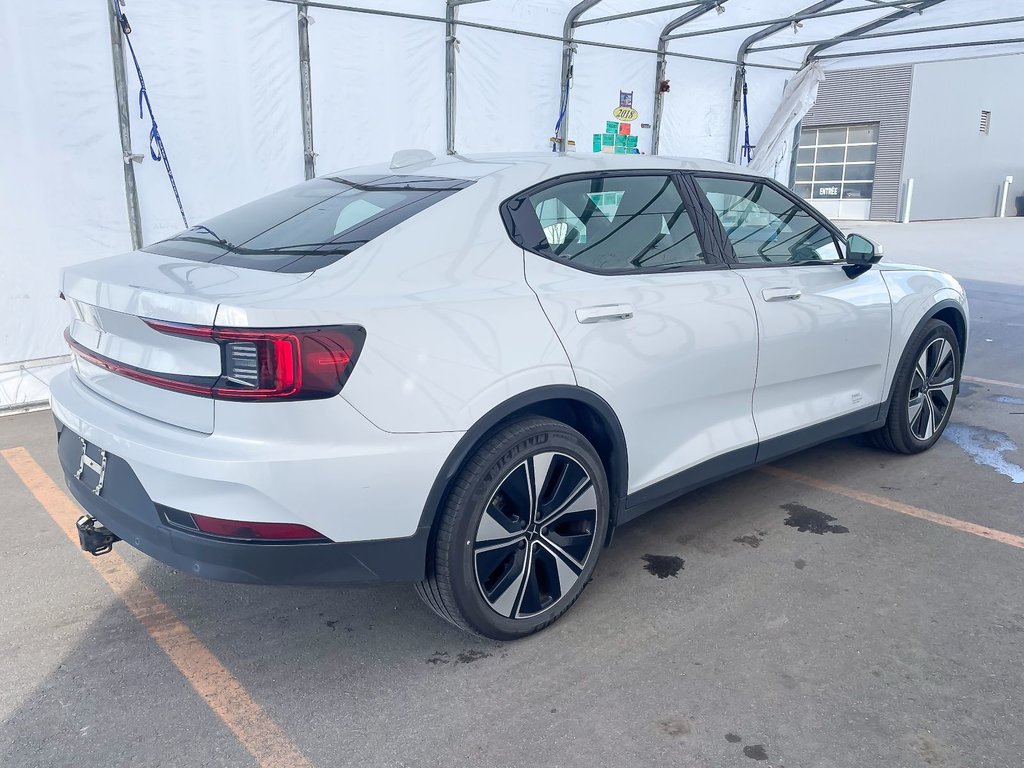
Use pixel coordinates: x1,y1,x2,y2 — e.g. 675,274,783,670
794,53,1024,221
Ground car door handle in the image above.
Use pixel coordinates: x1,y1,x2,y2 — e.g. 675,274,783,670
575,304,635,324
761,287,802,302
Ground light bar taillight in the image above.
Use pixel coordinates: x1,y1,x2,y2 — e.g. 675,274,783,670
65,322,364,401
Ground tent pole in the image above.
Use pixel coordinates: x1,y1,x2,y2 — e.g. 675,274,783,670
556,0,602,153
268,0,798,72
727,0,844,165
762,11,1023,54
665,1,916,41
802,0,947,65
652,2,730,156
298,3,316,178
576,1,708,27
445,1,458,154
106,0,143,249
445,1,493,154
815,36,1024,61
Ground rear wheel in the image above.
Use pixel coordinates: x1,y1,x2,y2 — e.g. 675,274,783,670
870,319,960,454
416,417,609,640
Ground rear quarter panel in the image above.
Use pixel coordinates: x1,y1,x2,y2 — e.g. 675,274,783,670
214,171,576,433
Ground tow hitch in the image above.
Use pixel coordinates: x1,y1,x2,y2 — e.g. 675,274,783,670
76,515,120,556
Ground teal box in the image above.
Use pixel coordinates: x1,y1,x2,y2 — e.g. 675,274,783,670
601,133,615,147
606,121,618,134
625,135,638,148
614,133,627,147
614,145,627,154
592,134,603,152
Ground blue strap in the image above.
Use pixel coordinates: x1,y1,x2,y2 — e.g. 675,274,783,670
552,76,570,152
115,2,189,229
741,72,755,165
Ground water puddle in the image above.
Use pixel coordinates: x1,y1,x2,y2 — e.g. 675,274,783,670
944,423,1024,484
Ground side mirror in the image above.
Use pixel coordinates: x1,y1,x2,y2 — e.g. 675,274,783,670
846,233,884,265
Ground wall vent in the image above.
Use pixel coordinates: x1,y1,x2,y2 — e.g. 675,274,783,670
980,110,992,134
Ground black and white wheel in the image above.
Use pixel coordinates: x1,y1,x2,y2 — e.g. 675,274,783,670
871,319,961,454
416,417,609,640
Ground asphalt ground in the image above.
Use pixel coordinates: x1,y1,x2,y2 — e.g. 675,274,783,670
2,219,1022,768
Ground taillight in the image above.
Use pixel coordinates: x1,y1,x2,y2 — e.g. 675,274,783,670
65,322,364,401
190,513,327,541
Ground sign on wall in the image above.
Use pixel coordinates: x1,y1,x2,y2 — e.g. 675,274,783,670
593,90,640,154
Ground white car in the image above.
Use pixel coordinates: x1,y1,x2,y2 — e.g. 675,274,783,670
53,152,968,639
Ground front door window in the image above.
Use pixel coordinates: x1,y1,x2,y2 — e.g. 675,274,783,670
694,177,843,264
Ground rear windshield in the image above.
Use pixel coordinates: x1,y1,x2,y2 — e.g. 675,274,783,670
144,175,472,273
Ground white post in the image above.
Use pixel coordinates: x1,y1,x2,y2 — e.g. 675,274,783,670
997,175,1014,217
901,178,914,224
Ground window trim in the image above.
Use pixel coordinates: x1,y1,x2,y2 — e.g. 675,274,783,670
499,170,727,277
684,171,848,271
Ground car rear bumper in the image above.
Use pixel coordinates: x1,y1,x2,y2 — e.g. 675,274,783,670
50,371,461,544
57,420,431,584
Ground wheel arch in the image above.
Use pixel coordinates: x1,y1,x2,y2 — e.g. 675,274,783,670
931,303,968,362
882,298,968,408
417,386,629,559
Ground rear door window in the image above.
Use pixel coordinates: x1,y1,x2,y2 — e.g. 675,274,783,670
507,174,710,274
144,175,472,273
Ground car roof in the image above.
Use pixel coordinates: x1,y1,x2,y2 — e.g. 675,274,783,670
329,151,756,184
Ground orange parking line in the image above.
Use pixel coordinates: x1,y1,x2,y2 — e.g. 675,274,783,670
963,374,1024,391
1,447,314,768
759,465,1024,551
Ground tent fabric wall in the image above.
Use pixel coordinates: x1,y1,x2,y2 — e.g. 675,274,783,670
454,25,563,154
310,4,447,171
0,2,130,406
3,0,1023,408
124,0,304,244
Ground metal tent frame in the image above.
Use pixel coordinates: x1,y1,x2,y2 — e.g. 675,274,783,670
105,0,1024,247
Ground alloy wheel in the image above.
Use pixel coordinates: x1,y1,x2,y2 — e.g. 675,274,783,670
473,451,598,619
908,337,957,441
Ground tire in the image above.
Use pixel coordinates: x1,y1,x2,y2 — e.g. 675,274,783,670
416,417,610,640
870,319,961,454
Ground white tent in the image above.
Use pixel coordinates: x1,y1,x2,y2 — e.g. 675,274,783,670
3,0,1022,408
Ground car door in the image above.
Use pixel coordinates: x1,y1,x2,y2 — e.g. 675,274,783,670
689,173,892,453
504,171,760,512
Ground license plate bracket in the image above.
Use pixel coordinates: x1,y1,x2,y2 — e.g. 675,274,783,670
74,437,107,496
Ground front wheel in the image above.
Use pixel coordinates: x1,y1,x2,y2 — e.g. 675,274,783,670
416,417,610,640
870,319,961,454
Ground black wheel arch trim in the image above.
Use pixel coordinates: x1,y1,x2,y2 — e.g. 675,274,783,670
417,385,629,555
928,297,968,360
903,298,968,368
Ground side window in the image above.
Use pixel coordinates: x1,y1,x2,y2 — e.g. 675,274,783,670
695,176,843,265
524,175,707,273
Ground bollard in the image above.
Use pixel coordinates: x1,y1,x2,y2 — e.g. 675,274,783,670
997,175,1014,217
900,178,914,224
